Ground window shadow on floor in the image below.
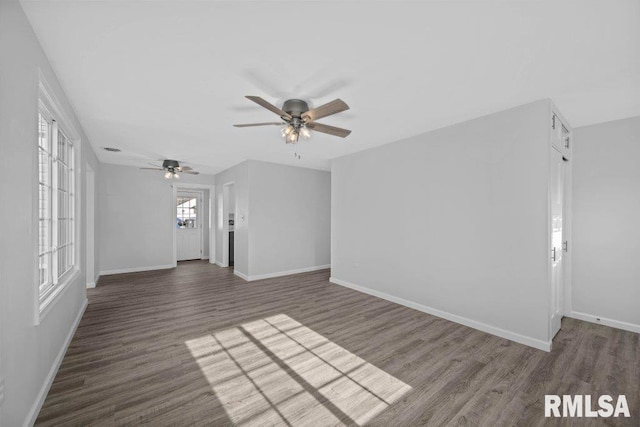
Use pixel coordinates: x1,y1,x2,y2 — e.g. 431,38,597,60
184,313,411,425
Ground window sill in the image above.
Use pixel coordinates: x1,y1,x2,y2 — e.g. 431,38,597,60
36,268,79,325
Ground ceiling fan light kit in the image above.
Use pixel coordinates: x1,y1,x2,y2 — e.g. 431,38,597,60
234,96,351,144
281,123,311,144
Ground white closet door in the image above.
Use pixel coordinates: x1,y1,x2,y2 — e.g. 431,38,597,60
550,148,565,337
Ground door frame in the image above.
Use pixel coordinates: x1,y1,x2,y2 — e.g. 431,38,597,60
562,153,573,317
221,181,235,268
172,183,215,267
549,147,565,339
176,190,204,261
547,106,573,343
85,162,96,288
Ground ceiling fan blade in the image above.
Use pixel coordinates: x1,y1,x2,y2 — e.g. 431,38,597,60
177,166,192,172
245,96,292,120
183,171,200,175
233,122,285,128
140,167,164,170
307,122,352,138
302,99,349,122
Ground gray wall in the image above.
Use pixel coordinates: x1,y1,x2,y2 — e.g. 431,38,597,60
572,116,640,329
248,161,331,277
331,100,552,347
0,1,100,424
214,160,331,280
98,164,215,274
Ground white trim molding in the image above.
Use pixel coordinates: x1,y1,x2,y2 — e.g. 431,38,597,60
221,182,235,269
35,71,83,326
236,265,331,282
99,264,174,276
26,298,87,426
87,273,100,289
329,277,552,352
36,269,80,326
233,270,250,281
567,311,640,334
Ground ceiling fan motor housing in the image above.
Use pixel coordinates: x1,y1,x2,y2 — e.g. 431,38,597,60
162,159,180,170
282,99,309,119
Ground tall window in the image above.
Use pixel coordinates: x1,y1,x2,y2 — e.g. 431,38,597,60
38,108,76,310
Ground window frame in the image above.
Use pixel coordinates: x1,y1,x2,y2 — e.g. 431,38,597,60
176,195,198,229
35,75,82,324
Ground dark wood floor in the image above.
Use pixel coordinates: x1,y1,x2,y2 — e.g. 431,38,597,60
36,261,639,426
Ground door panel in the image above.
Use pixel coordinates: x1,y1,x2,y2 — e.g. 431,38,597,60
550,149,565,337
177,228,201,260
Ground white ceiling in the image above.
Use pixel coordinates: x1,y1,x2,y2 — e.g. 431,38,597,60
21,0,640,174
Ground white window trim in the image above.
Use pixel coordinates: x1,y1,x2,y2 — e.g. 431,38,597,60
35,73,82,325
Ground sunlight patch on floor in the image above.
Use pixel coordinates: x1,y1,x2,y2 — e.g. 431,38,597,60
185,314,411,426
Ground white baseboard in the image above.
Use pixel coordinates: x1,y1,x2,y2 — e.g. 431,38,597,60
238,265,331,282
567,311,640,334
234,270,249,281
201,256,209,260
25,298,87,427
99,264,174,276
215,261,226,268
329,277,551,352
86,282,96,289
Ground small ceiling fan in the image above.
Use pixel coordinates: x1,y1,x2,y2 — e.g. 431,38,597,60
140,160,200,179
234,96,351,143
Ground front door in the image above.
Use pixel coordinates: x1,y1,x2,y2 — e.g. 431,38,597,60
550,148,565,338
176,192,202,261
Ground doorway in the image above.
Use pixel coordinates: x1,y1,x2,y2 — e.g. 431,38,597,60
176,190,204,261
222,182,235,268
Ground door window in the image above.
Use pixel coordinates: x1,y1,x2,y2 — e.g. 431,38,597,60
177,196,197,228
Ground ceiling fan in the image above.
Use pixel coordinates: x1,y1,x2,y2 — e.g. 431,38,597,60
234,96,351,143
140,159,200,179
